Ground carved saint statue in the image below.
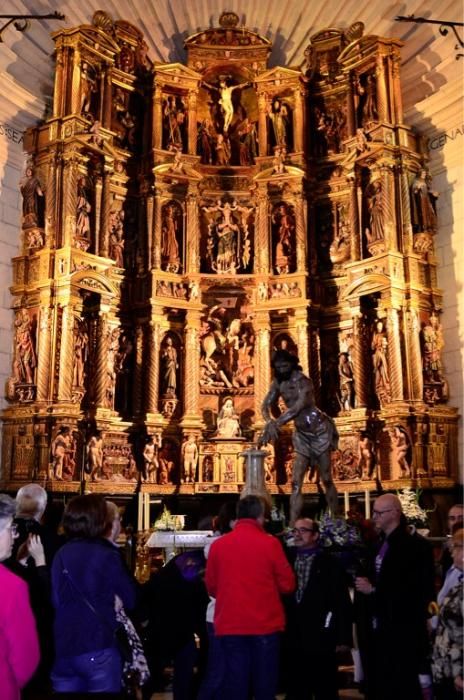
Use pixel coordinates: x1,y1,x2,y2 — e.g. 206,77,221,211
73,319,89,388
161,203,180,272
371,319,390,404
358,431,375,480
389,425,412,478
258,350,339,522
143,434,161,483
13,308,36,385
421,313,444,383
216,397,241,438
338,352,355,411
365,180,384,249
161,336,178,397
76,177,91,241
109,210,125,267
272,203,295,274
267,98,291,151
20,166,44,229
181,434,198,483
86,433,104,481
411,169,438,232
51,426,71,480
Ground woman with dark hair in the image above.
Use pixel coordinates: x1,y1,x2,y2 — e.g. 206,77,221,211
51,494,136,694
0,493,39,700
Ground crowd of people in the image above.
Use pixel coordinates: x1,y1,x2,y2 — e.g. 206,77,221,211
0,485,462,700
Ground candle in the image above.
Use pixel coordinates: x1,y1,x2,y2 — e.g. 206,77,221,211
365,489,371,519
137,492,143,532
344,491,349,517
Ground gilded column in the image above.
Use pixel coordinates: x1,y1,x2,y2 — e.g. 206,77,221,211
309,328,321,405
62,155,78,247
375,54,389,123
132,325,144,416
391,51,403,124
349,175,361,261
57,303,75,401
293,188,306,271
347,78,356,136
53,44,65,118
382,164,397,251
94,314,108,408
405,307,423,401
45,156,57,247
146,320,162,414
103,69,113,129
94,175,102,256
70,47,82,115
99,170,111,257
153,85,163,150
255,186,269,274
36,304,52,402
186,187,199,273
293,88,304,152
258,92,268,157
187,90,198,155
351,311,369,407
254,312,271,430
400,165,413,252
295,309,309,375
386,307,403,401
183,311,202,418
146,189,154,271
152,190,162,269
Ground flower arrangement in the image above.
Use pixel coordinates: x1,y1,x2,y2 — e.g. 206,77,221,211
154,506,185,531
318,512,362,549
397,488,431,528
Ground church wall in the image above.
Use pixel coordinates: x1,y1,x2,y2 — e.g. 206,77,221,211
405,75,464,477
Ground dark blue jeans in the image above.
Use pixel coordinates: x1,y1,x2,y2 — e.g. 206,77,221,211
220,633,280,700
51,646,122,693
197,622,226,700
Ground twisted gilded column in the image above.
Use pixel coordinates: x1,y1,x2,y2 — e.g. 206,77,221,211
381,164,397,251
36,305,52,402
186,186,199,273
391,52,403,124
61,155,78,247
94,314,108,407
309,328,321,405
386,307,403,401
183,311,202,418
52,43,66,118
375,54,389,123
145,189,154,272
146,320,161,414
347,78,356,136
351,312,369,407
255,185,269,274
57,303,75,401
399,165,414,252
349,176,361,261
293,188,306,271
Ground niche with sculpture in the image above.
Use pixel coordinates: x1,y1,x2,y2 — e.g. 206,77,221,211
200,198,255,274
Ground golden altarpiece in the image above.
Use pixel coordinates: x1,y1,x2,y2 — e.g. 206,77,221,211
1,11,459,506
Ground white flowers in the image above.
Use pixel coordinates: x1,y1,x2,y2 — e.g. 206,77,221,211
397,488,429,527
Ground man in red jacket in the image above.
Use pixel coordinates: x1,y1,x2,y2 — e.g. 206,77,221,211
205,495,295,700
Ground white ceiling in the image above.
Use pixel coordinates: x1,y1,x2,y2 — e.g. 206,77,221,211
0,0,462,120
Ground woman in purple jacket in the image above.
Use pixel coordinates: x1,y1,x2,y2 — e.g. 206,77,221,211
51,494,136,693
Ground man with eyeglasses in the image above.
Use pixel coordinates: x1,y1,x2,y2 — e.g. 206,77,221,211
284,517,352,699
354,493,434,700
